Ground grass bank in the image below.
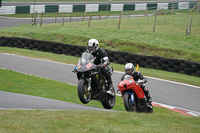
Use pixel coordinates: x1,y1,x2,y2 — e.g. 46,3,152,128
0,13,199,62
1,109,200,133
1,47,200,86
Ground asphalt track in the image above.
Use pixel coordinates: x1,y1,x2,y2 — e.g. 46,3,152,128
0,16,87,28
0,90,112,111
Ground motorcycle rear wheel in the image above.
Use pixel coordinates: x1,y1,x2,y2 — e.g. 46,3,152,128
78,79,91,104
101,89,116,109
124,94,136,112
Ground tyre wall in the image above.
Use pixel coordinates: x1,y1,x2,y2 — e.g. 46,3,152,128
0,37,199,77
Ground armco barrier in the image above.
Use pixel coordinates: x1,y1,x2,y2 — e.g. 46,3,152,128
0,37,199,77
0,1,198,15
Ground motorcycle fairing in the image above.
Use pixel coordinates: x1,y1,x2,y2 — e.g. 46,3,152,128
77,52,96,73
118,80,145,99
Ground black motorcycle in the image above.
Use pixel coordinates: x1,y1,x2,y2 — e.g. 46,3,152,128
73,51,115,109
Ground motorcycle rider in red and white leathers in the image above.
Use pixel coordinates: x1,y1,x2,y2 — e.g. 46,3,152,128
77,39,114,93
121,63,152,106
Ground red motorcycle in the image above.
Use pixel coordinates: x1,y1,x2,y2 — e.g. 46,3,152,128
118,75,153,113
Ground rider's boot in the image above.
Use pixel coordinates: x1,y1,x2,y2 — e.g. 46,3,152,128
143,86,153,111
106,74,114,96
145,89,152,104
142,86,152,103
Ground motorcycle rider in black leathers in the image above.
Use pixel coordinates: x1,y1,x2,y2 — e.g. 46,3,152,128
121,63,152,107
77,39,114,93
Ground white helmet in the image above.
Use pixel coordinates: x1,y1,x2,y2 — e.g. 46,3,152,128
87,39,99,53
125,63,134,75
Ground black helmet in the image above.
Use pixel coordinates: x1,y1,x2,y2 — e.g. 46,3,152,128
125,63,134,75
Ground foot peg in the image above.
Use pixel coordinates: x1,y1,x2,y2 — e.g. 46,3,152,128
106,89,115,96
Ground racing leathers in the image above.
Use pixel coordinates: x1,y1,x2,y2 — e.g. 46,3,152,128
90,48,113,91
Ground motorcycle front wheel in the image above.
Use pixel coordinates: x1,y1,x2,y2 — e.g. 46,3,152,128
78,79,91,104
124,94,136,112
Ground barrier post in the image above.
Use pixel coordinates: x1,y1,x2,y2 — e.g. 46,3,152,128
34,12,37,25
146,7,148,16
55,12,57,23
62,12,65,26
118,12,123,29
81,13,83,21
84,12,87,21
153,13,157,32
88,14,92,28
171,3,174,15
70,13,72,22
83,13,85,21
197,0,200,13
99,13,101,20
189,17,193,34
40,12,43,26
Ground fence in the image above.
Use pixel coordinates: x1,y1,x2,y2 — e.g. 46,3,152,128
0,37,200,77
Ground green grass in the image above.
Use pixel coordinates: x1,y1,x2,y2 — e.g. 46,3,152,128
1,109,200,133
0,68,125,111
1,47,200,86
0,13,200,62
0,68,200,133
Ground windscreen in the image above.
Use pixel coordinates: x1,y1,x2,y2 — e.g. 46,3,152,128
123,74,133,80
80,52,94,65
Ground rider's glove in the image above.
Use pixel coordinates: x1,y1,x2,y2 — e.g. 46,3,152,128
72,66,78,72
97,64,105,69
137,80,144,84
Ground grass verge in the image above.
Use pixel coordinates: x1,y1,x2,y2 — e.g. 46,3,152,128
0,47,200,86
1,109,200,133
0,68,200,133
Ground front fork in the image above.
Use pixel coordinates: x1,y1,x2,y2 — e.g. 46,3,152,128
124,92,134,103
86,78,91,91
79,72,92,92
